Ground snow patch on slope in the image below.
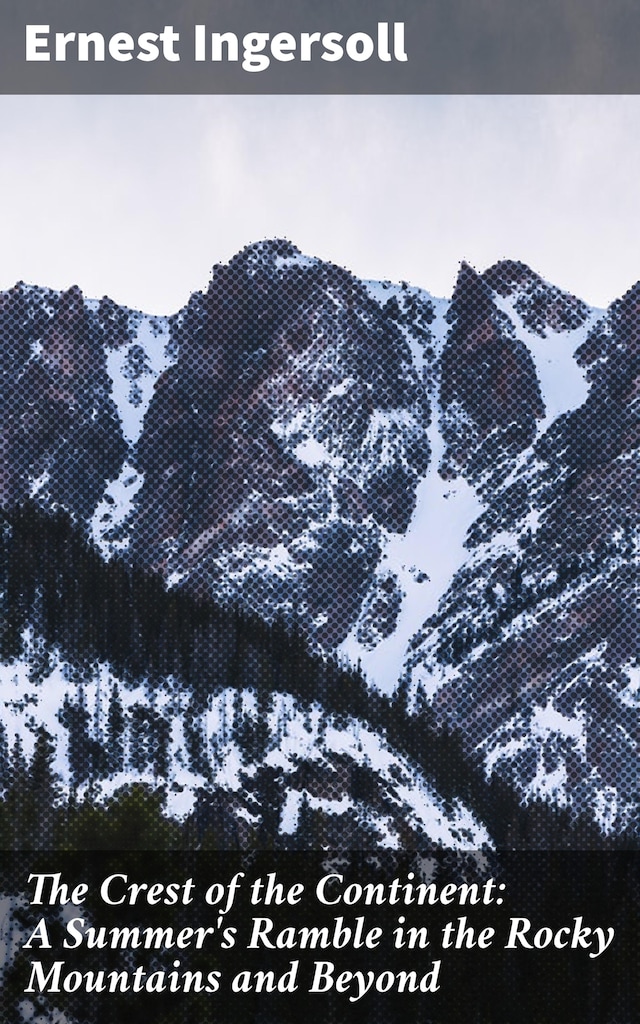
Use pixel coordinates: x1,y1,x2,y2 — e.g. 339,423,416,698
495,294,600,428
339,412,481,694
89,462,143,557
105,314,172,446
0,637,491,849
338,293,481,692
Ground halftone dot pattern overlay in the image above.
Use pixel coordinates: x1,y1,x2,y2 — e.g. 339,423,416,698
0,239,637,870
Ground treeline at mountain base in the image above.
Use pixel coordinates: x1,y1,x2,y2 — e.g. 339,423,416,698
0,502,637,850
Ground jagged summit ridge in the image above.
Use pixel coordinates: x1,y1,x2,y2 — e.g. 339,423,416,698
0,242,637,844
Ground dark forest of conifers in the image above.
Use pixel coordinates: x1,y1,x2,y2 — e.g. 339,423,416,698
0,501,636,851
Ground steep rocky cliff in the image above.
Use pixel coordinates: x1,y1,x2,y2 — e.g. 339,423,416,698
0,242,636,846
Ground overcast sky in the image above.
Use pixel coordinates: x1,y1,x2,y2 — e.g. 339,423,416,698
1,94,639,314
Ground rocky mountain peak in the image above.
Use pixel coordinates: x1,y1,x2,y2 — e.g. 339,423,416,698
0,243,637,846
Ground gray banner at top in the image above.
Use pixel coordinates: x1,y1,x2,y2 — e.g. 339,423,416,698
4,0,640,93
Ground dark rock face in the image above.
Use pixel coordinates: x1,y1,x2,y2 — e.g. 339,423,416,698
405,279,640,837
0,282,127,518
439,263,545,491
1,243,638,842
130,241,431,645
482,259,590,336
356,573,404,649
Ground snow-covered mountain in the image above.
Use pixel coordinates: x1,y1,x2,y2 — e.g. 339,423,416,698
403,269,639,838
0,241,637,846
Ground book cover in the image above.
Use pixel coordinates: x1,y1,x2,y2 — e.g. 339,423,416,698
0,2,637,1021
